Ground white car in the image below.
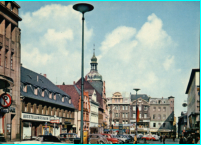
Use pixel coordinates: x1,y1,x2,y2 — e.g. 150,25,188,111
14,135,68,144
152,135,159,141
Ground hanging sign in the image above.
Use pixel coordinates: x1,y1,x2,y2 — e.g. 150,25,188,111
0,93,12,108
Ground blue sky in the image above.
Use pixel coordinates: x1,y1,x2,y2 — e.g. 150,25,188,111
17,1,199,119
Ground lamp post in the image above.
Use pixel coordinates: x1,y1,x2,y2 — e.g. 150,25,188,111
133,88,140,137
73,3,94,144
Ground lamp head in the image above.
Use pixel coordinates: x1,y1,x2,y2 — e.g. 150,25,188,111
73,3,94,14
133,88,140,92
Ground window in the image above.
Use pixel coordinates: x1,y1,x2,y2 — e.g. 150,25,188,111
42,108,44,114
126,120,128,124
31,106,33,113
122,113,124,118
158,114,161,120
153,114,156,119
163,107,166,112
54,94,56,100
69,99,71,104
42,90,45,97
158,107,161,111
138,99,141,102
163,114,166,120
133,106,136,111
62,97,64,102
133,113,136,118
49,93,52,99
126,106,128,110
63,112,65,117
115,99,117,102
36,107,39,114
46,109,48,115
123,120,125,124
51,110,53,116
158,100,161,104
34,88,38,95
125,113,128,118
23,85,27,92
115,113,118,117
153,107,156,111
139,114,141,118
139,106,141,111
25,105,27,112
5,56,7,68
163,123,166,127
11,52,13,69
144,106,148,111
153,123,156,127
144,114,147,118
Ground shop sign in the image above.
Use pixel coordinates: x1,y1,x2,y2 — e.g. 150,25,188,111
21,113,62,122
0,108,9,113
50,120,60,124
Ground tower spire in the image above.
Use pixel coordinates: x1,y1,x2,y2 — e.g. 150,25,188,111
93,44,95,56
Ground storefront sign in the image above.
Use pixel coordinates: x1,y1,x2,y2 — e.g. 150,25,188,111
21,113,62,122
0,108,9,113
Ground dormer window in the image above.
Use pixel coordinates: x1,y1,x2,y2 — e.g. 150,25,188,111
42,90,45,97
54,94,56,100
62,97,64,102
69,99,71,104
49,92,52,99
23,85,27,92
34,88,38,95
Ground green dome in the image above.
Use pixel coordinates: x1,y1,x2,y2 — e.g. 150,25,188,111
91,54,97,62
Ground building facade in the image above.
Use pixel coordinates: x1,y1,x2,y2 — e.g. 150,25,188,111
185,68,200,133
107,92,130,133
178,111,187,137
130,96,150,134
20,67,75,140
149,97,175,136
0,1,22,141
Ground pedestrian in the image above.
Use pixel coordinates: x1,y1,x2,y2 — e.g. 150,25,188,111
179,136,184,144
163,135,166,144
49,131,52,136
133,134,137,144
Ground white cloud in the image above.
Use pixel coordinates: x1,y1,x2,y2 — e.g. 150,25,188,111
20,4,93,84
163,55,175,71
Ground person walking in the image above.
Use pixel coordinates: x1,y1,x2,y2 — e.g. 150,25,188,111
163,135,166,144
160,135,162,142
179,136,184,144
133,134,137,144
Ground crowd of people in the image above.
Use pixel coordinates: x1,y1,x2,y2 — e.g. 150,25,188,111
179,133,200,144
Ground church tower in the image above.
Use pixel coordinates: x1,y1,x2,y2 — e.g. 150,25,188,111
86,47,102,81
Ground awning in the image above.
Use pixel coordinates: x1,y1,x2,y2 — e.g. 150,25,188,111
0,75,14,89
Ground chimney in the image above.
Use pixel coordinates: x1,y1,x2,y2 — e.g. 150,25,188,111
73,81,75,85
43,74,46,78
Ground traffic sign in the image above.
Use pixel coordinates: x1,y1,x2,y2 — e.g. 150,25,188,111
0,93,12,108
50,120,60,124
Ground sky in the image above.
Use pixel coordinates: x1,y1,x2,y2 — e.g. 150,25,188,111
17,1,200,119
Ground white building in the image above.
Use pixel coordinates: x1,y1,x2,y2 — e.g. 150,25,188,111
185,68,200,132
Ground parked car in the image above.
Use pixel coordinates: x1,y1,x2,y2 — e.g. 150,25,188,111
123,134,134,142
59,133,80,144
141,135,158,141
116,135,130,144
111,135,124,144
14,135,65,144
137,134,143,139
88,134,109,144
101,134,120,144
152,135,159,141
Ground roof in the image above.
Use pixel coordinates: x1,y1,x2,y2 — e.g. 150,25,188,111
21,67,75,109
185,68,200,94
21,67,70,98
130,94,149,102
57,85,80,110
88,81,103,95
76,78,103,109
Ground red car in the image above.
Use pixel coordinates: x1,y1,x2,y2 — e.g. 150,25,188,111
101,134,119,144
141,135,157,141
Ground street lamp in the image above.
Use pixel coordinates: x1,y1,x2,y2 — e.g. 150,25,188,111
73,3,94,144
133,88,140,137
